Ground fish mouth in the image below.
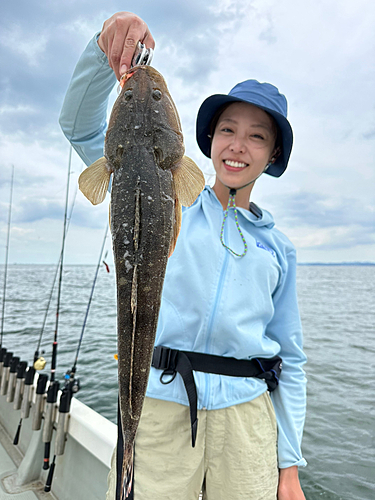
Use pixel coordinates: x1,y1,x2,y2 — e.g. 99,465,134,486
119,68,138,88
119,65,164,89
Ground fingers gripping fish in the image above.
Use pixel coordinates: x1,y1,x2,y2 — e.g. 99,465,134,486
78,66,205,499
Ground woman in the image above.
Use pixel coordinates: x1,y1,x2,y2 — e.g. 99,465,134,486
60,12,307,500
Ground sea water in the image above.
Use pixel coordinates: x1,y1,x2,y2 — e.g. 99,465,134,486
0,264,374,500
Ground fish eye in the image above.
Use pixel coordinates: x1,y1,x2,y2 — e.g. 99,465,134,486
124,90,133,101
152,89,162,101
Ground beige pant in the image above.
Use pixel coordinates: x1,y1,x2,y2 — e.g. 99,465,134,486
106,393,278,500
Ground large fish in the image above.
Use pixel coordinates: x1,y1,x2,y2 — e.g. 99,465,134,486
78,65,205,499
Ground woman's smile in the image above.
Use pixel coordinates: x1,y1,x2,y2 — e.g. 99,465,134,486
223,160,249,171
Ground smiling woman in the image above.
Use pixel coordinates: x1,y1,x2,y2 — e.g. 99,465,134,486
59,11,307,500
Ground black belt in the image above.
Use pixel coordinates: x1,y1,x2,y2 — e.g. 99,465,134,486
151,346,282,448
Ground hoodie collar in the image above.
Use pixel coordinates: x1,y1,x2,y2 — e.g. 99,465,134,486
204,186,275,229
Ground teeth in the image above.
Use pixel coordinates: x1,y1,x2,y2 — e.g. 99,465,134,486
225,160,247,168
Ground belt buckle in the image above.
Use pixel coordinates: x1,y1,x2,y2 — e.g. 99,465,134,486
152,346,163,369
153,346,171,370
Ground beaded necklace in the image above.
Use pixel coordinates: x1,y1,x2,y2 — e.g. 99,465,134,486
220,188,248,258
218,162,271,258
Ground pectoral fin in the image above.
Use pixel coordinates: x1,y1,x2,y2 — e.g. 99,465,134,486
78,157,111,205
169,198,182,257
172,156,205,207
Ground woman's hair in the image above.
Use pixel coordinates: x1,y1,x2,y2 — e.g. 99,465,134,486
209,103,232,139
209,103,282,154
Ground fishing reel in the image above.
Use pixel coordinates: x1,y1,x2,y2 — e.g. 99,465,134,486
64,370,80,394
34,350,47,371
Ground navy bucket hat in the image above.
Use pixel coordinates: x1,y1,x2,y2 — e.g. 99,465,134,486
196,80,293,177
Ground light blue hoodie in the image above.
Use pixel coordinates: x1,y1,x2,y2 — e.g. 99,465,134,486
60,34,307,469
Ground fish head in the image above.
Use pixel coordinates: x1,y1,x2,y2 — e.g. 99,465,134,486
109,66,185,171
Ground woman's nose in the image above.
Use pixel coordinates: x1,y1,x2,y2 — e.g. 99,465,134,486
229,136,246,153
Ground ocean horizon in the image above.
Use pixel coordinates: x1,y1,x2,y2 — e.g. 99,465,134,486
0,264,374,500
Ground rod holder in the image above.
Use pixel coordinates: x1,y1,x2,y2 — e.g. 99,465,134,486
32,373,48,431
55,383,73,456
21,367,36,419
13,361,28,410
0,347,7,384
55,412,69,456
6,356,20,403
42,381,59,442
42,400,57,443
0,351,13,395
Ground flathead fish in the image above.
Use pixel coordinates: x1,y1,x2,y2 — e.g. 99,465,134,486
78,65,204,499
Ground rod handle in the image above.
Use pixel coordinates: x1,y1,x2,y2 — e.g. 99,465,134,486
13,418,22,445
43,442,50,470
44,455,56,492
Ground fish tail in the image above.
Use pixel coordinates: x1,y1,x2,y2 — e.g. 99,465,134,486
120,444,134,500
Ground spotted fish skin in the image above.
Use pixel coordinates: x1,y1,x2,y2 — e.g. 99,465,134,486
112,147,174,491
109,67,184,499
78,65,205,499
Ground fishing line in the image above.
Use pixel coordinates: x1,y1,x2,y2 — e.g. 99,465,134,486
44,223,110,492
50,145,72,382
13,149,80,446
0,165,14,349
34,172,78,367
71,223,109,374
42,146,72,470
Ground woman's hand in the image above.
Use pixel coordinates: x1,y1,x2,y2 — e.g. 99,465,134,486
98,12,155,80
278,466,306,500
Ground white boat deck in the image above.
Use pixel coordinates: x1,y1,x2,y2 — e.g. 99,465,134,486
0,387,117,500
0,423,51,500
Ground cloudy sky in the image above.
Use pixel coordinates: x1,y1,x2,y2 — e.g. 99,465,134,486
0,0,374,265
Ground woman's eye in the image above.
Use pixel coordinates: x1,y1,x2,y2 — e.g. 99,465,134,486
221,127,233,133
252,134,264,140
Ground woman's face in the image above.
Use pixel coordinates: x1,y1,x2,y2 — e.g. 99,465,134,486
211,102,276,194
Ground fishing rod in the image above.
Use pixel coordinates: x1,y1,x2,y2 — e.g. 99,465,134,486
0,165,14,348
0,169,28,413
0,166,14,389
13,151,80,446
12,362,32,445
34,164,79,369
45,223,110,492
71,224,109,375
42,147,72,470
0,167,29,441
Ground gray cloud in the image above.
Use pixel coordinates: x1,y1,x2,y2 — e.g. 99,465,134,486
0,0,231,140
0,192,107,230
0,0,374,263
363,129,375,140
269,191,375,230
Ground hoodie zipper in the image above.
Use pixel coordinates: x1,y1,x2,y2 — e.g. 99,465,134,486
202,218,230,409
